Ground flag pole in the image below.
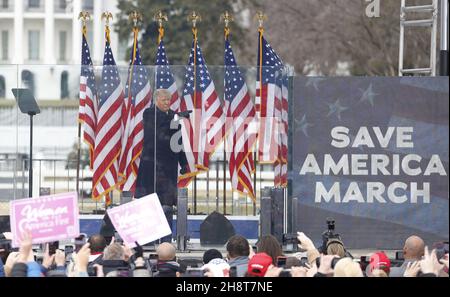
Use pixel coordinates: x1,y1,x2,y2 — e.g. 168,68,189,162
221,11,233,215
152,11,166,197
255,11,266,213
188,11,201,214
118,11,141,192
101,11,113,208
77,11,90,200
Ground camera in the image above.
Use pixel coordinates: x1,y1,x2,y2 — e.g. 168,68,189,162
147,254,159,274
74,234,87,253
49,241,59,255
319,218,342,254
283,233,299,245
327,218,335,231
113,231,124,245
64,245,74,259
41,241,59,255
299,257,309,268
276,256,287,268
282,233,299,252
433,241,449,260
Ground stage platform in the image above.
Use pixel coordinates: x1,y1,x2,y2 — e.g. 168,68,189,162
79,214,260,242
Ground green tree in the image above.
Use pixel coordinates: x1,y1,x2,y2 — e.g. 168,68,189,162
115,0,252,66
66,142,90,169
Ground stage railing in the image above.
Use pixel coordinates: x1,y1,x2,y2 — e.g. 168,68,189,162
0,156,274,216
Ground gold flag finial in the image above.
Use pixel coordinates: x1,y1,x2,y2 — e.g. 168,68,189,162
220,11,234,28
154,10,168,28
128,11,142,28
78,11,91,26
188,11,201,28
101,11,113,26
255,11,267,29
154,10,168,43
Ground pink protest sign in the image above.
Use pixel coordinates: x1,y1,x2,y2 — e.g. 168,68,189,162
10,192,80,247
107,193,171,248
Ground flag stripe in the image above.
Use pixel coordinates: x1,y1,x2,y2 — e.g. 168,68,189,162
119,37,152,192
225,36,256,200
92,38,124,201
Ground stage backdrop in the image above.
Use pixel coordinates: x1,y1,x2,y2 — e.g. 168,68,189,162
292,77,449,249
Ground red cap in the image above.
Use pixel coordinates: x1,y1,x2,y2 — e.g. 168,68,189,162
369,252,391,274
247,253,273,277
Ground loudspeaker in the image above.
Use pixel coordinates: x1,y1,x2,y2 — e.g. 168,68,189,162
271,188,284,243
200,211,236,246
0,215,10,233
292,197,299,234
260,187,272,237
120,191,133,204
177,188,188,251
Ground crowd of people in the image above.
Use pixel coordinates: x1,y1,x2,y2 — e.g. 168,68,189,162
0,230,448,278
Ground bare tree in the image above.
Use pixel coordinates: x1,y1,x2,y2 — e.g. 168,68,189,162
252,0,434,75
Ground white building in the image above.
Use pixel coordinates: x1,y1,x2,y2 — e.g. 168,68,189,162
0,0,130,163
0,0,127,101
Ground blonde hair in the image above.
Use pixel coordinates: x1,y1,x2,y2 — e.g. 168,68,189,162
103,243,125,260
333,258,363,277
3,251,19,277
155,89,171,100
327,241,346,258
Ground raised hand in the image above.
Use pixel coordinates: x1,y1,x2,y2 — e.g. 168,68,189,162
297,232,315,251
134,241,144,258
18,230,33,263
123,244,133,261
317,254,338,275
290,266,308,277
404,261,421,277
42,243,55,269
93,264,104,277
54,249,66,267
306,262,318,277
75,243,91,273
420,246,443,276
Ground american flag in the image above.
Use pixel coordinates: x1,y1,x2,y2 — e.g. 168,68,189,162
78,32,97,169
256,31,287,187
274,75,288,187
155,40,180,112
280,76,289,187
178,36,225,187
224,35,257,201
92,35,124,203
118,35,152,192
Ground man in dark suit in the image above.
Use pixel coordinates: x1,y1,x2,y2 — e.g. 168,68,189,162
135,89,187,243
